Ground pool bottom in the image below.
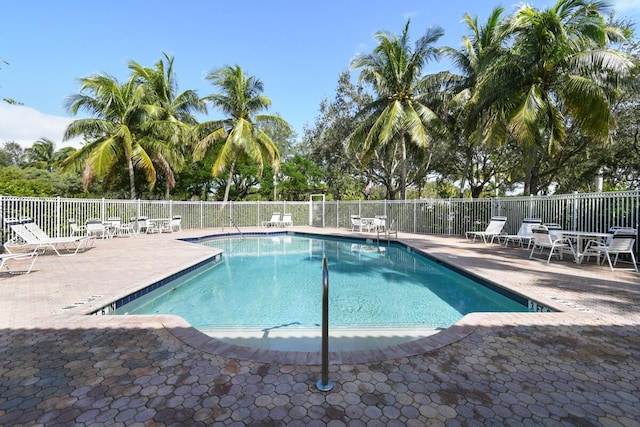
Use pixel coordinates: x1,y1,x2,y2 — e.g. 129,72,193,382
199,326,442,352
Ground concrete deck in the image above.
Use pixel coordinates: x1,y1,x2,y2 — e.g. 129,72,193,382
1,226,638,426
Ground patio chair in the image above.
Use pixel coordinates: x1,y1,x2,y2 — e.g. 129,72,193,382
377,219,398,241
582,229,638,271
68,218,87,237
279,213,293,227
350,215,365,232
465,216,507,244
106,217,133,237
529,225,576,264
0,250,38,274
500,218,542,248
4,218,93,256
262,212,281,227
86,219,108,239
367,217,385,232
167,215,182,232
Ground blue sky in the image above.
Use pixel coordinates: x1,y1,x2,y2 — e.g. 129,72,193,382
1,0,639,148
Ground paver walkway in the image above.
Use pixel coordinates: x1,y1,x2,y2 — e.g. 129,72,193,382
0,227,638,426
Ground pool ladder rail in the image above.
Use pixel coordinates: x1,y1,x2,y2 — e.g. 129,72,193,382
317,257,334,392
223,216,245,239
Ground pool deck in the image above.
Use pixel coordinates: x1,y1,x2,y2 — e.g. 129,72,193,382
1,226,639,425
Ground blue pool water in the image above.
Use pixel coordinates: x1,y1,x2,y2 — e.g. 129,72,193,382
115,234,529,351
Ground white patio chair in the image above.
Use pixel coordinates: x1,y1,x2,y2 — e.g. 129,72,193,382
582,229,638,271
107,216,133,237
262,212,281,227
167,215,182,232
86,219,108,239
350,215,364,232
465,216,507,244
501,218,542,248
68,218,87,237
529,225,576,264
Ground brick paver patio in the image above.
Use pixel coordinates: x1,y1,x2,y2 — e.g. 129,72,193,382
0,227,638,426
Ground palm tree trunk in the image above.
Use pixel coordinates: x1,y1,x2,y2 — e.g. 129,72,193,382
400,135,407,200
127,157,137,200
222,158,237,203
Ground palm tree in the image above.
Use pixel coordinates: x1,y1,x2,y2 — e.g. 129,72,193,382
193,65,284,202
62,73,158,199
349,19,445,200
24,137,56,171
129,53,205,198
440,7,506,197
474,0,632,194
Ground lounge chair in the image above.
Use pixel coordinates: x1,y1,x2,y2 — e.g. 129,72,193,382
465,216,507,244
279,213,293,227
529,225,576,263
500,218,542,248
0,250,38,274
4,218,93,256
263,212,281,228
582,229,638,271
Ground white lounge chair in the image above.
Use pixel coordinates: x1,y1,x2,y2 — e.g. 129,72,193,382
279,213,293,227
0,250,38,274
465,216,507,244
5,218,93,256
263,212,281,227
582,229,638,271
529,225,576,263
500,218,542,248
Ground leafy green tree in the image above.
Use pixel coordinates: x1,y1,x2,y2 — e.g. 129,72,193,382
474,0,633,195
349,19,445,200
0,142,24,166
194,65,285,202
0,166,82,197
303,71,373,200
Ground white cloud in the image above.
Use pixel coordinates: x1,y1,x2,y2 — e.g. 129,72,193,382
0,103,82,149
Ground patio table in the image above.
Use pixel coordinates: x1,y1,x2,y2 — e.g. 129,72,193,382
560,230,611,263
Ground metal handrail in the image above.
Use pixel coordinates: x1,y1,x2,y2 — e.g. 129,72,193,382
316,257,333,391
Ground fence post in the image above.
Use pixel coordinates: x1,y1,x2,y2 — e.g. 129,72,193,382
572,192,579,230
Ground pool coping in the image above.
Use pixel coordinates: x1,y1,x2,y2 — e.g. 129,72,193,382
98,230,563,365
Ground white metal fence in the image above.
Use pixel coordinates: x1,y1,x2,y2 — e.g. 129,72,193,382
2,191,639,253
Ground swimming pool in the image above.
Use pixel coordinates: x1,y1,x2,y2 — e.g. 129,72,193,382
114,233,531,352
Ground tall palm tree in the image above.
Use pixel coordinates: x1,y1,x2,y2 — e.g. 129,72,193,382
62,74,153,198
349,19,445,200
474,0,632,194
441,7,506,197
193,65,284,202
129,53,205,198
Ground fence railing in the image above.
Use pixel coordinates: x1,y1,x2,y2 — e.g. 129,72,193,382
2,191,639,253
